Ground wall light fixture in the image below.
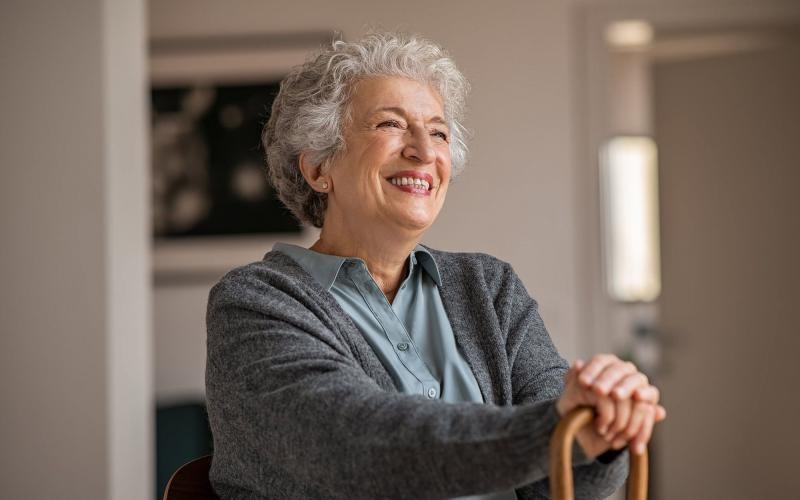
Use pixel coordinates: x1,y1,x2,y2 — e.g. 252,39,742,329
600,136,661,302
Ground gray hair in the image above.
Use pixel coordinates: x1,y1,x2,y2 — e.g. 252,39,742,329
262,32,470,228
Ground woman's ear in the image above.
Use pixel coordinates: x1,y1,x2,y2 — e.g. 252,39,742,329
298,152,331,193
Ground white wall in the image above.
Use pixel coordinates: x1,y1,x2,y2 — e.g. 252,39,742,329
150,0,589,400
0,1,152,499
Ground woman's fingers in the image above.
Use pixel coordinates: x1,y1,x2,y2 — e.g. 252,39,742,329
566,354,666,452
566,359,584,385
577,354,619,388
563,364,576,387
655,404,667,421
632,384,660,404
608,397,632,439
608,401,645,450
556,359,592,416
605,402,661,454
612,372,650,400
577,355,659,406
594,394,616,435
630,404,656,455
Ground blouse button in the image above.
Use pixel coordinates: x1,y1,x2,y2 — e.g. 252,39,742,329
427,387,437,399
397,342,409,351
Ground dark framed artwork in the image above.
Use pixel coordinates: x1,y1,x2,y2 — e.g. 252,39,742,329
149,32,335,279
151,81,300,238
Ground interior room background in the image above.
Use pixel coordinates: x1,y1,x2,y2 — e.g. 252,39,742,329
2,1,798,499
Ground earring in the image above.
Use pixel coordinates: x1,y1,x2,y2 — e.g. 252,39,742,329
321,181,329,190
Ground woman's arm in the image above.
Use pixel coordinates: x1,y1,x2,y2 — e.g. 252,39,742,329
207,274,569,499
497,264,630,499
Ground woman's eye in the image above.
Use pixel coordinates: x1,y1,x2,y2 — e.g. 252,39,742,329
432,130,449,141
377,120,402,129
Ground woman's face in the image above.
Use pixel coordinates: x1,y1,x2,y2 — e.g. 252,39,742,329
324,76,452,235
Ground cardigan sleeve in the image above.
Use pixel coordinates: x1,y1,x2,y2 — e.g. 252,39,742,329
497,263,630,499
206,272,574,499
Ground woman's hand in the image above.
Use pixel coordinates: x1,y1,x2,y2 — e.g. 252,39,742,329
556,354,666,458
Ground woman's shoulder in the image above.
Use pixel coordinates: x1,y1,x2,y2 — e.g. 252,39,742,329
208,250,319,310
422,246,517,285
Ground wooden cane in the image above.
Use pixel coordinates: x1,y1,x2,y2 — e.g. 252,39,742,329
549,407,648,500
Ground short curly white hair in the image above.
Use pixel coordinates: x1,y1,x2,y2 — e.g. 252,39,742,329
262,32,470,228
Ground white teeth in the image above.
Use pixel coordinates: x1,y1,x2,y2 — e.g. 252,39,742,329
390,176,431,190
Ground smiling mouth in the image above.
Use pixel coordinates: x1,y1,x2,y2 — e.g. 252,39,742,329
386,171,435,193
389,176,431,191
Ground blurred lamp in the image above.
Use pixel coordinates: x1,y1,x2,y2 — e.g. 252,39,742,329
600,136,661,302
605,20,654,49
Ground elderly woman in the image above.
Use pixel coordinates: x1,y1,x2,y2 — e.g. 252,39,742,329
206,33,665,499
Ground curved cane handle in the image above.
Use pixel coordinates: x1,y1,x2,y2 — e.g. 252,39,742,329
548,407,648,500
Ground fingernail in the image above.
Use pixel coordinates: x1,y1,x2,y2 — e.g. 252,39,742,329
636,443,645,454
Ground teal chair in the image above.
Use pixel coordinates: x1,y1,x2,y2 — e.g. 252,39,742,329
157,402,214,499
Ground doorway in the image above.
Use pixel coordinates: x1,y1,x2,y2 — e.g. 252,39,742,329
654,28,800,499
577,4,800,499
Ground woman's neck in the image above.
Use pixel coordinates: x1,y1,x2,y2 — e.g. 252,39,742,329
311,219,421,302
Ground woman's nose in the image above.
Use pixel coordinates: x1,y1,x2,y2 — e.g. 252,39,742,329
402,128,436,164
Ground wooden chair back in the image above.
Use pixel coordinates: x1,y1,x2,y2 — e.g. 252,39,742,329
162,455,219,500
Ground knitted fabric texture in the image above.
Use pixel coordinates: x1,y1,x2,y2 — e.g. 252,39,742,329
205,247,628,499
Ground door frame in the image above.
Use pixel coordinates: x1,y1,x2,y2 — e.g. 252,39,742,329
571,0,800,357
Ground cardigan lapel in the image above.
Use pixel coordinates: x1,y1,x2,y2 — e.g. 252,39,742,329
267,246,512,404
429,249,511,406
267,251,398,392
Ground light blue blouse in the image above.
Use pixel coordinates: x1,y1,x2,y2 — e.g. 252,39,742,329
274,243,518,500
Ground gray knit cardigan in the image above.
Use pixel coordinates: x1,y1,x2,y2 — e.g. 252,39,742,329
205,247,628,499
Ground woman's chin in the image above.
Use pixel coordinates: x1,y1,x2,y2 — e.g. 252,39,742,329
392,213,437,233
374,202,441,235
